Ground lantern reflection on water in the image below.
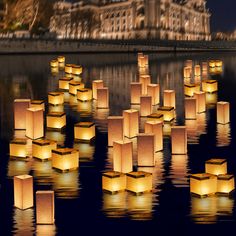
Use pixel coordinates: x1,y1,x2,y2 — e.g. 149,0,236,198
205,159,227,176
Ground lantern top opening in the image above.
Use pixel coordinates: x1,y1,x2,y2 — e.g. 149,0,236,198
206,159,227,165
75,122,95,128
147,113,164,119
114,140,132,145
147,84,159,87
33,139,55,146
69,81,83,86
146,120,163,125
108,116,123,120
14,99,31,102
164,90,175,93
190,173,216,180
131,82,142,85
47,112,65,117
48,92,64,96
123,109,138,113
217,101,229,105
93,80,103,83
202,79,217,84
14,174,32,180
137,133,154,137
158,106,174,111
102,171,124,178
59,77,73,81
184,83,199,88
77,88,91,93
52,148,78,155
127,171,152,178
11,138,27,145
217,174,234,180
31,100,44,105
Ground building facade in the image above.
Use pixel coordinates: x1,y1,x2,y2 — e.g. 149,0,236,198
50,0,211,41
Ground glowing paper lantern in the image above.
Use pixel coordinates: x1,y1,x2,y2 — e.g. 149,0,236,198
48,104,64,113
185,60,193,68
138,55,149,68
140,95,152,117
65,64,73,74
185,98,197,120
113,140,133,173
205,159,227,176
130,82,142,104
36,191,54,225
14,99,31,130
123,109,139,138
147,84,160,105
32,140,57,161
144,121,163,152
10,138,28,158
59,77,73,91
72,65,82,75
217,102,230,124
171,126,187,154
74,122,95,141
194,91,206,113
209,61,216,68
137,133,155,166
50,60,58,68
184,83,200,97
164,90,176,109
139,75,151,94
157,106,175,122
92,80,104,99
147,113,164,122
26,108,44,140
30,100,45,111
69,81,84,95
48,92,64,105
108,116,123,146
14,175,33,210
102,171,126,193
194,65,201,76
52,148,79,172
57,56,65,63
46,112,66,130
97,87,109,109
202,62,208,71
77,88,92,101
202,80,218,93
190,173,217,196
217,175,235,194
215,60,223,67
183,67,191,78
126,171,152,194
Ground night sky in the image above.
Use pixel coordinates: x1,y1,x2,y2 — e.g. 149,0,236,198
207,0,236,32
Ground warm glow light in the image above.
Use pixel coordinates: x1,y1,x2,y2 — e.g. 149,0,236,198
72,65,82,75
171,126,187,154
217,101,230,124
77,88,92,101
65,64,73,74
205,159,227,176
59,77,73,91
183,67,191,78
50,60,58,68
139,75,151,94
184,83,200,97
92,80,104,100
69,81,85,95
164,90,176,109
147,113,164,122
202,80,218,93
157,106,175,122
194,91,206,113
130,82,142,104
140,95,152,117
147,84,160,105
185,98,197,120
123,109,139,138
48,92,64,105
10,139,28,158
74,122,95,141
97,87,109,109
57,56,65,63
107,116,123,146
217,175,235,194
30,100,45,111
194,65,201,76
46,112,66,130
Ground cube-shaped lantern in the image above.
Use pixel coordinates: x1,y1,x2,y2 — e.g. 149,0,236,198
215,60,223,67
97,87,109,109
140,95,152,117
145,121,163,152
14,99,31,130
130,82,142,104
26,108,44,140
77,88,92,102
183,67,191,78
147,113,164,122
123,109,139,138
72,65,82,75
30,100,45,111
194,65,201,76
194,91,206,113
139,75,151,94
50,60,58,68
102,171,126,193
59,77,73,91
36,191,54,224
14,175,33,210
69,81,84,95
184,83,200,97
74,122,95,141
108,116,123,146
171,126,187,154
32,140,57,161
190,173,217,196
65,64,73,74
147,84,160,105
46,112,66,130
92,80,104,99
164,90,176,109
10,138,28,158
157,106,175,122
57,56,65,63
205,159,227,175
185,98,197,120
202,80,218,93
126,171,152,194
185,60,193,68
52,148,79,172
217,175,235,194
209,61,215,68
48,92,64,105
217,102,230,124
113,140,133,173
138,55,149,68
137,133,155,166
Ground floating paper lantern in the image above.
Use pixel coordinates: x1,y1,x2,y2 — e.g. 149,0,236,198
14,99,31,130
65,64,73,74
74,122,95,141
217,175,235,194
46,112,66,130
77,88,92,102
185,98,197,120
157,106,175,122
171,126,187,154
147,84,160,105
108,116,123,146
202,80,218,93
102,171,126,193
139,75,151,94
50,60,58,68
32,140,57,161
97,87,109,109
215,60,223,67
137,133,155,166
48,92,64,105
145,121,163,152
209,60,216,68
190,173,217,196
59,77,73,91
69,81,85,95
130,82,142,104
10,138,28,158
26,108,44,140
57,56,65,63
30,100,45,111
36,191,54,225
72,65,82,75
183,67,191,78
217,102,230,124
14,175,33,210
147,113,164,122
92,80,104,99
185,60,193,68
206,92,218,106
140,95,152,117
126,171,152,194
52,148,79,172
194,65,201,76
48,104,64,113
113,140,133,173
164,90,176,109
123,109,139,138
194,91,206,113
51,67,58,75
138,55,149,68
184,83,200,97
205,159,227,176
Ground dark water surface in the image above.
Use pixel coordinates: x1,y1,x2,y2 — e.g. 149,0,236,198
1,52,236,235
